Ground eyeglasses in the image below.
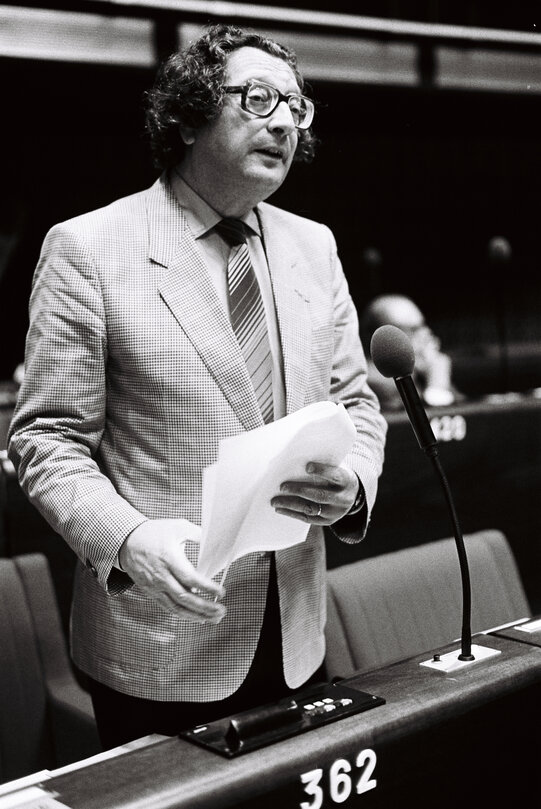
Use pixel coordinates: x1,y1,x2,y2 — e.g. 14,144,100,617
224,80,314,130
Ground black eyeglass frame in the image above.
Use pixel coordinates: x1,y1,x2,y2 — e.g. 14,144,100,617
223,80,314,130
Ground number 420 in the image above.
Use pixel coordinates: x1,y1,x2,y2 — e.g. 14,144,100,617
300,749,377,808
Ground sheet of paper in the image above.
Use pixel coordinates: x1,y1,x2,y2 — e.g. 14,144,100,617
198,401,357,579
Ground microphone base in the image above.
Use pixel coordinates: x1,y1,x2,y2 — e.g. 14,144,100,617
419,644,501,673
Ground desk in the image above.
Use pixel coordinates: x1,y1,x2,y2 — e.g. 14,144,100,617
326,394,541,613
19,634,540,809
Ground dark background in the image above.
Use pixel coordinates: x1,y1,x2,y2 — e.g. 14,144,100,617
1,47,540,386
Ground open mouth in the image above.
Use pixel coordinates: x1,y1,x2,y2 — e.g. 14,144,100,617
255,147,284,161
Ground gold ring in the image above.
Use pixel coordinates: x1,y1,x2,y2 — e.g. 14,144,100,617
316,504,322,517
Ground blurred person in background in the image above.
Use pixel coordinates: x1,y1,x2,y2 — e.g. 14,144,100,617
361,293,459,410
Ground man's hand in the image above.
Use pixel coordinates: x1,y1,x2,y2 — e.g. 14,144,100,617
271,462,360,525
118,519,226,623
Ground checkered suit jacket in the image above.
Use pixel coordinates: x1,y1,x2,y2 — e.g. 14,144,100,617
8,174,386,700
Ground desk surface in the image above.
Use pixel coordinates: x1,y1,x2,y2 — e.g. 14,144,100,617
38,634,541,809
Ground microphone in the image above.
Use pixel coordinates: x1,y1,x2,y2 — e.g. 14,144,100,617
370,324,475,663
370,325,438,456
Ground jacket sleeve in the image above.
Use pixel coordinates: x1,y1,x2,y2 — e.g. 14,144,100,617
7,225,147,593
326,230,387,542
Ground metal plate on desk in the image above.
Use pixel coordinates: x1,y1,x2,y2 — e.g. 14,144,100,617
492,616,541,648
179,681,385,757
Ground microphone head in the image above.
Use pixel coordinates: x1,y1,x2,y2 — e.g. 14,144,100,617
370,325,415,378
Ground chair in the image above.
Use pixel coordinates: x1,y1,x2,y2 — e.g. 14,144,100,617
0,553,101,784
325,529,530,680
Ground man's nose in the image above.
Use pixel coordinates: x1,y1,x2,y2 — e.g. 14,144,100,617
268,100,297,134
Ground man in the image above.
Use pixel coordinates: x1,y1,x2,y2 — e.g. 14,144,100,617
361,293,458,410
8,25,386,748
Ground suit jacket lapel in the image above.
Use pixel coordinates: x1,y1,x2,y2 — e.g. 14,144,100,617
147,177,264,432
258,206,312,415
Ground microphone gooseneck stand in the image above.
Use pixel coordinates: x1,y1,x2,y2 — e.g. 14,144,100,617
428,451,474,661
395,374,474,661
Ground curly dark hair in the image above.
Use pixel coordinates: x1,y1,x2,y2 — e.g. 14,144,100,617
145,24,316,169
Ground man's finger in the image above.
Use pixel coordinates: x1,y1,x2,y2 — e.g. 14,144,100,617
306,462,347,486
166,548,225,599
279,481,335,502
174,590,226,622
152,584,226,622
170,564,225,600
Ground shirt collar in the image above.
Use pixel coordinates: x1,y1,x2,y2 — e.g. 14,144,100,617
170,170,261,239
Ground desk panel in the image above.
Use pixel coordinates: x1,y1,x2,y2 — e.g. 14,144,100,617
37,635,541,809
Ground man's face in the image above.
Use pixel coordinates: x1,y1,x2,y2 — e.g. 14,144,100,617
182,46,301,215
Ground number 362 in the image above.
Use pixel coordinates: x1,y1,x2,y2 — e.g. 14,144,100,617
300,749,377,808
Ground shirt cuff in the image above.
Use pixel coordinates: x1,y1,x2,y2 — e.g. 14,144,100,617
347,474,366,515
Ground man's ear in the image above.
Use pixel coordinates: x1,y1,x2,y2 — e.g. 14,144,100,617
179,125,196,145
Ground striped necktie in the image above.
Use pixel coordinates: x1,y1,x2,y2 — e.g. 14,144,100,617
215,217,274,424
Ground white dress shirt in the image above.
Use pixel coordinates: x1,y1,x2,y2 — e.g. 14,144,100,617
171,170,286,420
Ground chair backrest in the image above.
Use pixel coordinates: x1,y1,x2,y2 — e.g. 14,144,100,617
325,529,530,679
0,553,99,784
0,554,54,781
